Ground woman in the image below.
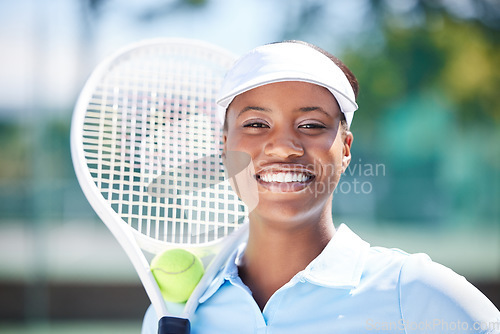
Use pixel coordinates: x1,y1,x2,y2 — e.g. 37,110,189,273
143,41,499,333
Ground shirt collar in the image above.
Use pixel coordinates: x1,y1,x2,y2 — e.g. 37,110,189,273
301,223,370,288
198,242,247,303
199,223,370,303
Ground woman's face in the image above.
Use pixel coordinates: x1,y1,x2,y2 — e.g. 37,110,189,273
223,81,352,225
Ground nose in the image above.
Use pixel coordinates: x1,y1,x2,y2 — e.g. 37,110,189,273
264,129,304,159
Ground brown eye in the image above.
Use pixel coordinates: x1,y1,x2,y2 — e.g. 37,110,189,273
298,123,326,129
243,121,269,128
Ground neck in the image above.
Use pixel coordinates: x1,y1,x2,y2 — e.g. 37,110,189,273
238,210,335,311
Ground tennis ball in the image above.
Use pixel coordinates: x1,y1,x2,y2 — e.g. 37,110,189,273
151,249,204,303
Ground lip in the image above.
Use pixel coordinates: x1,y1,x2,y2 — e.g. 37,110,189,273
254,164,316,193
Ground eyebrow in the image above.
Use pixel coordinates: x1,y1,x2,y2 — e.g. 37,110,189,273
298,106,334,119
237,106,271,118
236,105,335,119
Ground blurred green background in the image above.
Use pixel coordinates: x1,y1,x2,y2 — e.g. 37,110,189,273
0,0,499,332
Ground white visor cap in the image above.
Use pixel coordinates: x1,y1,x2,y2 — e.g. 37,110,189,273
216,42,358,127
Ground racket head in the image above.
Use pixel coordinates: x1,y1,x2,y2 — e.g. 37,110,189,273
71,38,247,255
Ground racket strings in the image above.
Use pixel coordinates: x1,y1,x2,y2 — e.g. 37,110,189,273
81,45,246,247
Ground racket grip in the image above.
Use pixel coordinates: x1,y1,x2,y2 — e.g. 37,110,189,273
158,316,191,334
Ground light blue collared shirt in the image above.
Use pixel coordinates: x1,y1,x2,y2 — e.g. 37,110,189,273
142,224,500,333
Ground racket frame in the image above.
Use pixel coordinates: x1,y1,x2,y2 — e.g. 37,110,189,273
70,38,248,326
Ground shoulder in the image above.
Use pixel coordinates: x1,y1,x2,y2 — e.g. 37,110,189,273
141,302,186,334
365,245,410,272
397,252,500,331
358,245,499,332
141,304,157,334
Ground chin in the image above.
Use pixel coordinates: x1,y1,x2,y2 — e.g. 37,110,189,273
248,195,328,226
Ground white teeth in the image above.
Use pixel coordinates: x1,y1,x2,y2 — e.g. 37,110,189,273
259,172,311,183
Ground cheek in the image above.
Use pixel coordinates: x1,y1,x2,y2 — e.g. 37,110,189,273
224,130,256,153
311,144,345,179
222,149,259,213
224,134,240,153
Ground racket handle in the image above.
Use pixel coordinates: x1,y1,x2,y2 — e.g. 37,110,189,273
158,316,191,334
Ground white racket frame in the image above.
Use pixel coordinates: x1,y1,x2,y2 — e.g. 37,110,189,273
71,38,248,324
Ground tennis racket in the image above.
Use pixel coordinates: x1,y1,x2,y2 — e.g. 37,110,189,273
71,38,251,334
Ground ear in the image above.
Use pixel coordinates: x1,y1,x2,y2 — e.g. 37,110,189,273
341,131,353,173
222,132,228,160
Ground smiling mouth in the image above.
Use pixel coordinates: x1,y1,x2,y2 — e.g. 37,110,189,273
257,171,314,183
255,169,315,193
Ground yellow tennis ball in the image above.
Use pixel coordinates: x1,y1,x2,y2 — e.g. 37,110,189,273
151,249,204,303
